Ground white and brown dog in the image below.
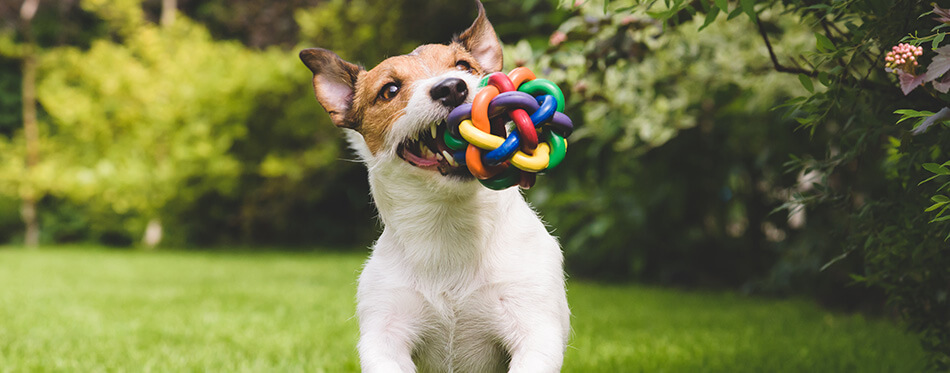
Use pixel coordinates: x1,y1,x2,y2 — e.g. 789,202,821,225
299,2,570,371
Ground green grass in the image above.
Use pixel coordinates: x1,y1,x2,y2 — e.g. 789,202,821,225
0,247,927,372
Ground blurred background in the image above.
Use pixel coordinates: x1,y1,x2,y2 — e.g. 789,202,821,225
1,0,948,369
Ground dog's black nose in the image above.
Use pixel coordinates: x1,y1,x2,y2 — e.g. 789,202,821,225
429,78,468,107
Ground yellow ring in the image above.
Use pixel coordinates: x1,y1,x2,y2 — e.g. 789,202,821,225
460,119,551,172
459,120,505,150
511,143,550,172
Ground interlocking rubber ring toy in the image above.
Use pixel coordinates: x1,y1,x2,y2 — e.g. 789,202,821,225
445,67,573,190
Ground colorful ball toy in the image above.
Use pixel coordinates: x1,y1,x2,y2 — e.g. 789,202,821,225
445,67,573,190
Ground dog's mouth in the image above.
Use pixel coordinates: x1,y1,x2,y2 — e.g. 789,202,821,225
396,120,471,178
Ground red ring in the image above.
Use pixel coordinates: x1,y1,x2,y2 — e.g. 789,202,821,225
487,72,516,92
518,171,536,189
510,109,538,154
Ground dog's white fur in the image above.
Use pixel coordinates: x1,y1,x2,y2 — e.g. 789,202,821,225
304,6,571,371
345,70,570,372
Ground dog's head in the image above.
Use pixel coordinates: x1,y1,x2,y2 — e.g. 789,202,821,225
299,1,501,183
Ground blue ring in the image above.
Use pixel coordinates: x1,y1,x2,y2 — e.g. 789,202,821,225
452,149,467,164
484,131,521,165
530,95,557,126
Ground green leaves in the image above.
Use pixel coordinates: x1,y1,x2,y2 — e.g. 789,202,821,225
918,161,950,230
696,0,742,24
699,6,720,31
798,73,814,93
894,109,935,124
933,32,946,49
922,163,950,176
814,33,835,52
739,0,756,21
19,14,300,220
895,109,942,134
714,0,728,12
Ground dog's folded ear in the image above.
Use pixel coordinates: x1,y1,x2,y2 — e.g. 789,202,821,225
299,48,363,128
458,0,503,73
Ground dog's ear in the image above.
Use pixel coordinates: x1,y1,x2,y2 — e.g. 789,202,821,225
458,0,503,73
299,48,363,128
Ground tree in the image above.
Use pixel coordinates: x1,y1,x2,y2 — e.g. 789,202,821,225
19,0,40,248
0,0,311,248
0,0,45,248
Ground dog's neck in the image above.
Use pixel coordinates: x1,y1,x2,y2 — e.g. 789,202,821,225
367,158,520,277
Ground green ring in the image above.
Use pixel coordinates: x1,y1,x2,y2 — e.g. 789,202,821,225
477,75,490,89
518,79,565,112
544,131,567,170
444,131,468,150
479,166,519,190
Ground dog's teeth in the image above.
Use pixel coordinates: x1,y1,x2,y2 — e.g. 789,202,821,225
442,150,457,166
430,123,438,139
435,152,444,161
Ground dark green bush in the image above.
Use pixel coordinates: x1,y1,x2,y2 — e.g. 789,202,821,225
532,0,948,366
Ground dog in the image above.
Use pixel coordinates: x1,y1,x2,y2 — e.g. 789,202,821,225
299,2,570,371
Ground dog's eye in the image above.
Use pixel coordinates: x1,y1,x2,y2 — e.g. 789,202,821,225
378,82,400,101
455,60,473,73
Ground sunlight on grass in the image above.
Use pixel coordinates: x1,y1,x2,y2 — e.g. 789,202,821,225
565,283,926,372
0,247,926,372
0,247,364,371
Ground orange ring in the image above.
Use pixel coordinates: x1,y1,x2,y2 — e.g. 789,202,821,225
508,67,536,88
466,144,506,179
471,86,498,135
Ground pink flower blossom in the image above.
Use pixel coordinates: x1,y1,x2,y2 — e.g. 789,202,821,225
886,43,927,95
549,31,568,46
885,43,924,74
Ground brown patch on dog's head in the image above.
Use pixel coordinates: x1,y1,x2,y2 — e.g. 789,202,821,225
300,0,502,157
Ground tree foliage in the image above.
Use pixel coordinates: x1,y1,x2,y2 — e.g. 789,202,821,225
514,1,829,291
531,0,948,366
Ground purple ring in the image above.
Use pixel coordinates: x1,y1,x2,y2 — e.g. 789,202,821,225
487,92,574,137
446,92,574,138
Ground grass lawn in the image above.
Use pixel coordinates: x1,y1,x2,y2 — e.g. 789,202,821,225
0,247,927,372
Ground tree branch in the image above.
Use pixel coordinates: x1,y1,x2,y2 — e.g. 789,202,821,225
756,16,818,77
753,16,927,103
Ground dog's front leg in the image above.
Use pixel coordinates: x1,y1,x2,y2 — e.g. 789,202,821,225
498,288,570,373
504,321,568,373
357,287,427,373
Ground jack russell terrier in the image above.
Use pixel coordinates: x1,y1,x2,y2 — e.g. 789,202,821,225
299,2,570,371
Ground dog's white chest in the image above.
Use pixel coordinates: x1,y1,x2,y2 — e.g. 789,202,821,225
354,165,569,372
411,283,510,372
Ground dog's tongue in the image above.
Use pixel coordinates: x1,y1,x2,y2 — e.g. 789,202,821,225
402,147,439,167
